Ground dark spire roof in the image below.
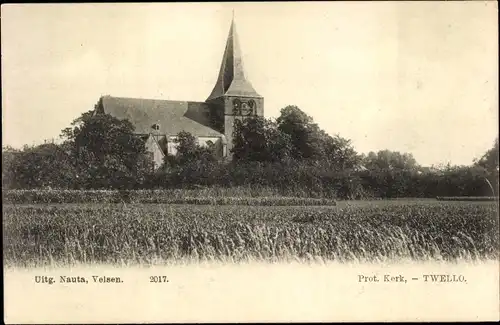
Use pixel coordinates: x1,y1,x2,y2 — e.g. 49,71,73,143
207,16,262,101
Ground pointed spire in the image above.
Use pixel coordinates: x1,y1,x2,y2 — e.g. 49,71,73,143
207,14,261,101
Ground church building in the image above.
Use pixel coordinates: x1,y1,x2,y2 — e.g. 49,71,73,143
93,16,264,169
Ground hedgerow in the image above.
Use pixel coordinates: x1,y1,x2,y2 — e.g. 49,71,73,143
2,189,336,206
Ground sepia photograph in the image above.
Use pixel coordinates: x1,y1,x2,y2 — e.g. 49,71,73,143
2,2,499,323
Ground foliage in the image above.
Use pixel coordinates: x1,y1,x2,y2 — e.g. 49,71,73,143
231,117,292,162
276,105,325,160
2,146,21,189
4,202,498,266
164,131,217,168
322,134,362,170
3,101,498,199
150,159,499,199
474,137,499,173
274,105,362,170
230,105,361,170
60,109,153,189
2,143,77,189
362,150,419,171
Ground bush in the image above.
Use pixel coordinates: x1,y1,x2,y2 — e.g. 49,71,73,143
147,159,499,199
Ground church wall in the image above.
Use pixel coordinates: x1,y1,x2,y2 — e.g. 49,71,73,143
199,136,226,159
221,96,264,157
167,138,178,156
224,116,237,157
222,96,264,117
144,135,165,171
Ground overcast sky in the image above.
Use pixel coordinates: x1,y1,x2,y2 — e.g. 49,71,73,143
1,2,498,166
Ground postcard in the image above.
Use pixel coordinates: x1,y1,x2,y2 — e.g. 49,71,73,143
2,2,499,323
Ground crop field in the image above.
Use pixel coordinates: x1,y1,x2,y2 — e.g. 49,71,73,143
2,189,338,205
436,196,499,201
3,199,498,267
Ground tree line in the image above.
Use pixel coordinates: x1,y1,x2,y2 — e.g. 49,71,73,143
2,104,498,199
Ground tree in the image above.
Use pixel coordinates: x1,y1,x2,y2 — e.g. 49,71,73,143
275,105,362,169
5,143,77,189
155,131,219,188
363,150,419,171
232,116,292,162
2,146,21,189
60,109,152,188
276,106,325,160
474,137,499,173
322,133,362,170
165,131,217,167
473,137,499,196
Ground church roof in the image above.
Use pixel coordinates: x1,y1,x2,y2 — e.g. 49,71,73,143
207,17,262,101
99,96,223,137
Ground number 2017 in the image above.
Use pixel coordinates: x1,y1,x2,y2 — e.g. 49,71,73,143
150,276,168,283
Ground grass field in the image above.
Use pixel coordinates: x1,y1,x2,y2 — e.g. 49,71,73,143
3,199,498,267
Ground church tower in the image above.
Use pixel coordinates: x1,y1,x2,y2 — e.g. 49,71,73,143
205,15,264,157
